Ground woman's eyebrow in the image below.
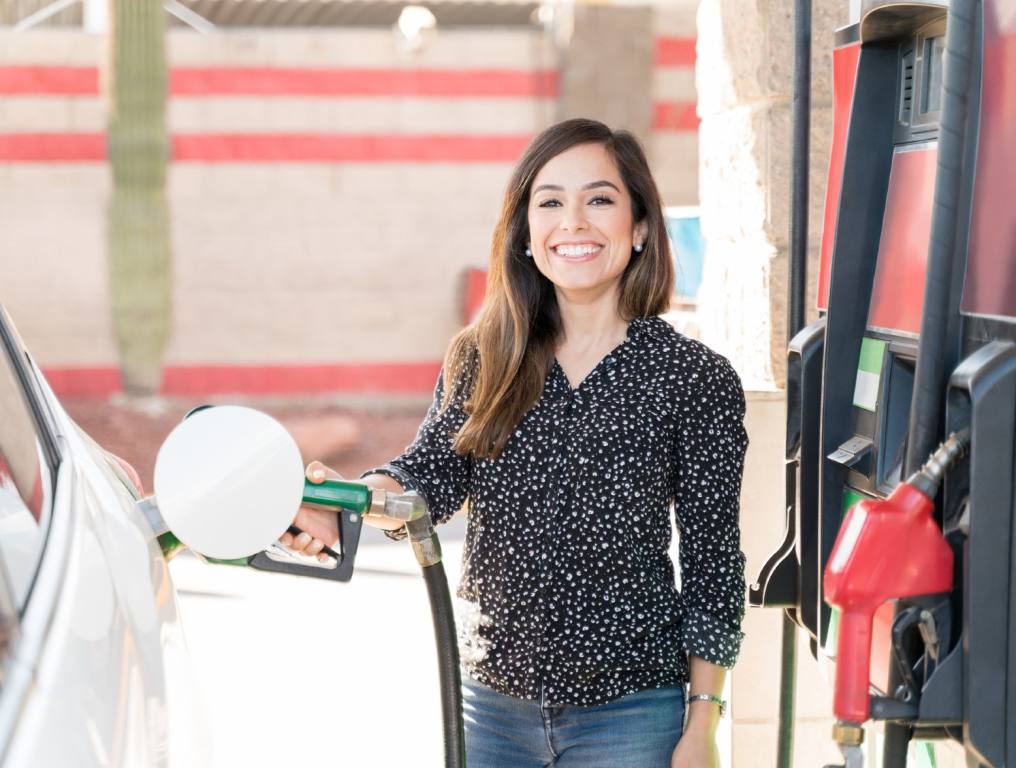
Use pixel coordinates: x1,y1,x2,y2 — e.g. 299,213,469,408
582,180,620,192
532,180,621,194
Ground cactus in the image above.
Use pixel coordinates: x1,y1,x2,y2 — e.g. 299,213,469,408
107,0,171,395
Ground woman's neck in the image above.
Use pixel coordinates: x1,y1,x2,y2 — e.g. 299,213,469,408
555,287,628,352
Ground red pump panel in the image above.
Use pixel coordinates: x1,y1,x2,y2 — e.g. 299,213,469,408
960,3,1016,318
817,41,861,311
866,146,938,334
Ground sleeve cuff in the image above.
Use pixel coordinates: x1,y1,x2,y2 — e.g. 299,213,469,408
680,609,745,668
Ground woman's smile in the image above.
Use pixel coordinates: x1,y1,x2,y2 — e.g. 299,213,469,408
551,241,605,262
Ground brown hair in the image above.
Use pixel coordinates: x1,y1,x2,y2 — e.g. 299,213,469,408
443,118,674,459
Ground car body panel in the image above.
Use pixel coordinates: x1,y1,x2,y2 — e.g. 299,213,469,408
0,312,210,767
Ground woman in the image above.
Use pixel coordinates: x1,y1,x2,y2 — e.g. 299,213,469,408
284,118,748,768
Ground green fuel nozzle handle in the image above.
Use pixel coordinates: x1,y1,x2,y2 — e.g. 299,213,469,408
245,478,371,582
301,478,373,514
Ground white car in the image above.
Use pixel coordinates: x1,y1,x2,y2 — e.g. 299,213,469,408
0,305,209,767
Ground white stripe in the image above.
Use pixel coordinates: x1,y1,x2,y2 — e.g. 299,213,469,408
0,30,102,65
169,96,555,134
167,28,558,69
652,2,699,37
652,68,696,99
0,96,105,133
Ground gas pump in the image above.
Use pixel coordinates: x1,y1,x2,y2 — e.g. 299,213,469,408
752,0,1016,765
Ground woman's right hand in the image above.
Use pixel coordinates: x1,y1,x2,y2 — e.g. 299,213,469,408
280,461,342,562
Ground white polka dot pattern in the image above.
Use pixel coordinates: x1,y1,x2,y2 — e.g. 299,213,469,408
364,316,748,706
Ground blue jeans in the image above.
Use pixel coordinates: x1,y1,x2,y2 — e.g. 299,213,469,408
462,678,686,768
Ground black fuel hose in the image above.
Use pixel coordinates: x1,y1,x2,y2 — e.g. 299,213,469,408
887,0,979,764
422,561,467,768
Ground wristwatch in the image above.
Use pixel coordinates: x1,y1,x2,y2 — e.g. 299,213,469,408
687,693,727,718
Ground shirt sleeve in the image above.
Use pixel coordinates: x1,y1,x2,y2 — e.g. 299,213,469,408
361,369,472,536
674,355,749,668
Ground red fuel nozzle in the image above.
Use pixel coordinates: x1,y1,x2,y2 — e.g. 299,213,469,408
824,433,966,725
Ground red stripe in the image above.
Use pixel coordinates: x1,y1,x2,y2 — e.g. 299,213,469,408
0,133,106,161
0,132,529,163
652,101,699,132
43,367,123,397
654,37,696,68
162,363,441,396
0,66,98,95
42,363,441,397
171,133,531,162
170,67,559,97
0,65,558,98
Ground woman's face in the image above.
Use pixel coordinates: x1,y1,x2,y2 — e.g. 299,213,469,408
527,142,647,303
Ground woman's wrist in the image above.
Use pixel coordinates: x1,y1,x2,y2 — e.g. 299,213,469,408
684,699,722,735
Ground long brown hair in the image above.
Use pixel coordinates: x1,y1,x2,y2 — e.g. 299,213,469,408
443,118,674,459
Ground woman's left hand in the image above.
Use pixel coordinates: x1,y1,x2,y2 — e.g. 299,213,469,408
670,728,720,768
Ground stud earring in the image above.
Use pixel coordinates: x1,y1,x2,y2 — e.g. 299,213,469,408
633,243,644,253
525,247,533,257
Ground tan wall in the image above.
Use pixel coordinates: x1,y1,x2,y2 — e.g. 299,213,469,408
737,391,842,767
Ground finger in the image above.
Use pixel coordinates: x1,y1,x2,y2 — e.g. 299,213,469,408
293,531,312,552
305,461,328,484
280,531,294,547
305,538,326,557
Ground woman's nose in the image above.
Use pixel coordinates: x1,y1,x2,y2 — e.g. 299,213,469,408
559,201,588,232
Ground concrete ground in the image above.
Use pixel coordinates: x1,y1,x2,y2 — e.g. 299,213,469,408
168,514,469,767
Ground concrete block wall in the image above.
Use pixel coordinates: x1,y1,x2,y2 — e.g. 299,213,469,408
0,7,702,397
694,0,842,388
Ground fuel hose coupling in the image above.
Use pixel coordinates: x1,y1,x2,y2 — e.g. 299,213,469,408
370,489,441,568
907,429,971,499
825,721,865,768
406,513,443,568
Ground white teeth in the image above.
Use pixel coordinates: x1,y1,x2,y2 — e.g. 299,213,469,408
554,244,599,256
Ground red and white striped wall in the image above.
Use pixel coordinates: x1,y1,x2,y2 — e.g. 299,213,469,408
0,20,700,399
650,3,699,206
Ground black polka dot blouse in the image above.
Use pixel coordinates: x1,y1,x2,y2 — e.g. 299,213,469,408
365,315,748,707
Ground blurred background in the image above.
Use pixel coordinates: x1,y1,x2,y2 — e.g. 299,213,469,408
0,0,877,764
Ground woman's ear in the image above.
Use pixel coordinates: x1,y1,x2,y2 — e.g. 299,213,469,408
633,220,649,248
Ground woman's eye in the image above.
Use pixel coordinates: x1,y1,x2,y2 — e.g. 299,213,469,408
538,199,562,208
589,195,614,205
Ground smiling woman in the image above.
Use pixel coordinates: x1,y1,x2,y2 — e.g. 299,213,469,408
288,119,746,768
442,120,674,460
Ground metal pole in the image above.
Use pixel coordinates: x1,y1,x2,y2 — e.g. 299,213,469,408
777,610,799,767
778,0,811,764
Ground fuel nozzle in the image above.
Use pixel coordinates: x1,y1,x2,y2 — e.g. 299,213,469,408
823,431,969,728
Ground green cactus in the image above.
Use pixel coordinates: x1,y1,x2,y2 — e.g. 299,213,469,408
107,0,171,395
